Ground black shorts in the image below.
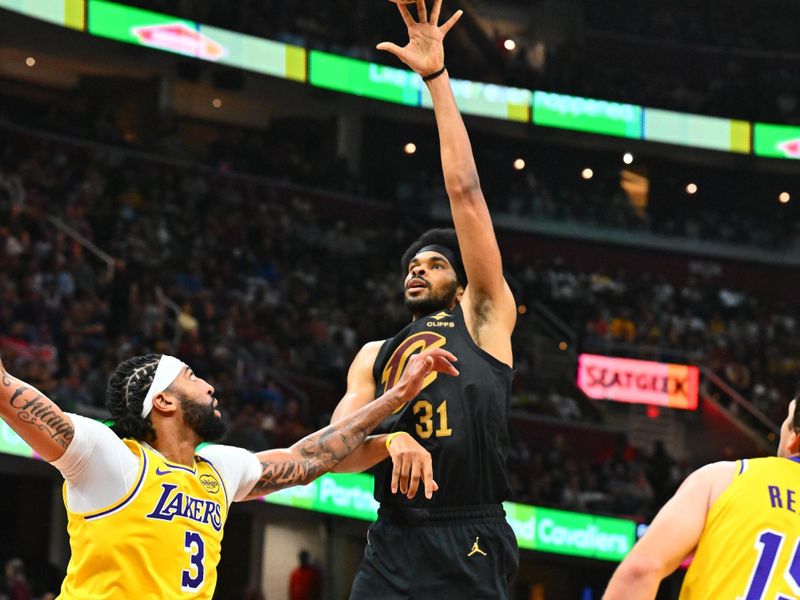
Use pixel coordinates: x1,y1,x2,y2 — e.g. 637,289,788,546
349,504,519,600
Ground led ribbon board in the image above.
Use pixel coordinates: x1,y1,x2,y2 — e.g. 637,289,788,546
421,78,531,122
644,108,751,153
533,91,642,139
0,0,84,29
87,0,305,80
754,123,800,159
577,354,699,410
505,503,635,561
309,51,421,106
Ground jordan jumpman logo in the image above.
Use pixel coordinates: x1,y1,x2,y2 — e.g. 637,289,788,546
468,537,487,557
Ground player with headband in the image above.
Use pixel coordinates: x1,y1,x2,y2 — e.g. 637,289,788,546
0,347,458,599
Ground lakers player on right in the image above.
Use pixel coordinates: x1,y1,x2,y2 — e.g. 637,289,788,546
605,396,800,599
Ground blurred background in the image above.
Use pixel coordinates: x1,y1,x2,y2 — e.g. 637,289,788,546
0,1,798,598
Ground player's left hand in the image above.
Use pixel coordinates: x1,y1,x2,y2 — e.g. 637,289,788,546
377,0,463,77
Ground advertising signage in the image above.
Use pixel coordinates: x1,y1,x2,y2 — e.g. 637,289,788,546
421,78,531,122
533,91,642,139
0,0,84,30
88,1,306,81
577,354,699,410
754,123,800,159
643,108,750,154
264,472,380,522
309,51,421,106
505,503,635,562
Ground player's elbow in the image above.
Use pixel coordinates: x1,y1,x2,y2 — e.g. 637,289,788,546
603,555,666,600
620,553,667,583
445,174,482,200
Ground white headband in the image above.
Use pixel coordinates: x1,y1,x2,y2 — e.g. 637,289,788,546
140,355,186,418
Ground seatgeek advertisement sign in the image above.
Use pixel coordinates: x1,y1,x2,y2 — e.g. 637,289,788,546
577,354,699,410
0,420,636,562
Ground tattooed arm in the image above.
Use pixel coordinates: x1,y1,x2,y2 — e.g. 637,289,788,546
243,347,458,499
0,358,75,461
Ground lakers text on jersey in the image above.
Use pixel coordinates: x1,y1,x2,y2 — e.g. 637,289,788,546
57,440,229,599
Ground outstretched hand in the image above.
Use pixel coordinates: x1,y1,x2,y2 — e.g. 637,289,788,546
378,0,463,77
393,347,458,404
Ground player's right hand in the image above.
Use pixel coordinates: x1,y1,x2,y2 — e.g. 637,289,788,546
391,348,458,406
388,432,439,500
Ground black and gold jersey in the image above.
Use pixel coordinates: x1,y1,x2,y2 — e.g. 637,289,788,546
371,304,514,507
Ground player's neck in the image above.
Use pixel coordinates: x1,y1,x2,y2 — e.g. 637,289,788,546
150,425,201,466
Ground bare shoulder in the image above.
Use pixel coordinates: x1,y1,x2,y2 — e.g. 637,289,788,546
683,461,737,507
350,340,385,371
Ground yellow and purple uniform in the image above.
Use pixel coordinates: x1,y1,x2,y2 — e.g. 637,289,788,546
58,440,230,599
681,457,800,599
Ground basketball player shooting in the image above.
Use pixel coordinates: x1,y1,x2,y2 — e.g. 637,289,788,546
329,1,520,597
0,347,457,599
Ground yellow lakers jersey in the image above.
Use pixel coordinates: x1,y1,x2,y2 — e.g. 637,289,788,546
680,457,800,599
58,440,229,599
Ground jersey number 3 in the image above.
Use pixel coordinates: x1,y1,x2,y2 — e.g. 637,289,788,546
182,530,206,592
739,530,800,600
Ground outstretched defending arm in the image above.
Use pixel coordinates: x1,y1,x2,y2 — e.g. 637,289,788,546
244,348,457,499
0,358,75,461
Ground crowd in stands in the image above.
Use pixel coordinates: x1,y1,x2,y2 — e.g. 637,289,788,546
121,0,800,123
3,85,797,253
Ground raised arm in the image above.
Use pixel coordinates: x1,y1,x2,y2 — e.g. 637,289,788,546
603,461,734,600
244,348,457,500
0,358,75,461
378,0,516,348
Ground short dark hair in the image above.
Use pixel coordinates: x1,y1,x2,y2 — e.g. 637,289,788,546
793,388,800,432
106,354,162,442
400,228,467,286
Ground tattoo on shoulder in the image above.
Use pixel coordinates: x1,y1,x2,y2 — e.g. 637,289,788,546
8,385,74,449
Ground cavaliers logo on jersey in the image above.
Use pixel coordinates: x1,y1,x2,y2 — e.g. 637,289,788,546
381,332,447,412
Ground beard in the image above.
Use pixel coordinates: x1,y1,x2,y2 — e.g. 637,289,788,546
404,279,459,317
179,394,228,442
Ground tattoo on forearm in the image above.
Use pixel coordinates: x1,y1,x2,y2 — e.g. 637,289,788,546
8,385,74,449
1,369,10,387
251,426,367,496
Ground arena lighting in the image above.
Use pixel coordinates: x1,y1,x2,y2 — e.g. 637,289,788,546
559,341,568,351
581,168,594,180
403,142,417,155
513,158,526,170
211,98,222,108
503,38,517,51
779,192,791,204
623,152,634,164
25,57,36,67
517,305,527,314
686,183,698,195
